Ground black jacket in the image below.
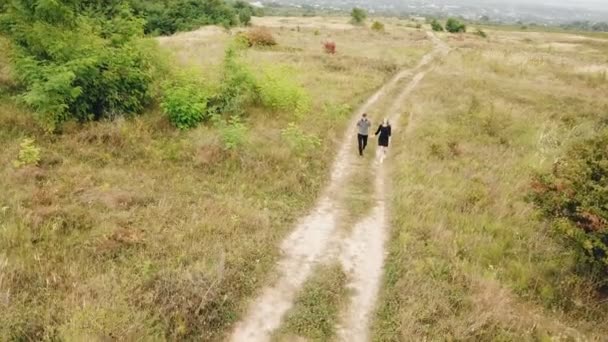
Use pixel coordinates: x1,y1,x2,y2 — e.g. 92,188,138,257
375,125,391,147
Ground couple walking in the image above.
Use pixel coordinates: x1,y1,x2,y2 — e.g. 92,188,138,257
356,113,391,161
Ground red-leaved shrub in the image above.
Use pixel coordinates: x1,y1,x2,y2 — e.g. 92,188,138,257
245,27,277,47
529,129,608,279
323,41,336,54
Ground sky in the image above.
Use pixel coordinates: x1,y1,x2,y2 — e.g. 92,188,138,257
485,0,608,11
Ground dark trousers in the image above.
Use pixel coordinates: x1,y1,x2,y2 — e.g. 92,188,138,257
358,134,368,155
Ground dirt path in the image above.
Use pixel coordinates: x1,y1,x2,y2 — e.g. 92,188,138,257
336,34,449,342
231,33,448,342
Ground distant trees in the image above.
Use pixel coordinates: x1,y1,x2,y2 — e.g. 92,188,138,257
350,7,367,25
431,19,444,32
429,18,465,33
593,22,608,32
561,21,608,32
445,18,466,33
129,0,259,35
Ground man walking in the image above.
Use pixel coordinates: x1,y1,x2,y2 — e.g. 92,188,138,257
357,113,371,156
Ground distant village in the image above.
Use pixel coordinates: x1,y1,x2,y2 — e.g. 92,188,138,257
259,0,608,26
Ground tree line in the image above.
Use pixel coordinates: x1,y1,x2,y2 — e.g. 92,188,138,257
0,0,258,131
129,0,262,35
560,21,608,33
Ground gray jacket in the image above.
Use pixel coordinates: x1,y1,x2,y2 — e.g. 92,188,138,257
357,118,371,135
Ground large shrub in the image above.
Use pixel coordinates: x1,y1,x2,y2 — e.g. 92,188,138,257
161,74,210,129
530,130,608,279
350,7,366,25
371,21,385,32
323,41,336,54
208,39,258,116
0,0,157,131
238,9,252,26
431,19,444,32
243,27,276,47
234,0,253,26
129,0,256,35
257,66,311,117
445,18,466,33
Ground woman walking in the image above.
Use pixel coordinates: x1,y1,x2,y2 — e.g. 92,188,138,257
374,118,392,163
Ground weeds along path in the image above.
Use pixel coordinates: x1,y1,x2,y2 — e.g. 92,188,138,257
230,33,448,342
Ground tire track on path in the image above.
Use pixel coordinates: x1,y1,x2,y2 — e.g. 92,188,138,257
230,32,448,342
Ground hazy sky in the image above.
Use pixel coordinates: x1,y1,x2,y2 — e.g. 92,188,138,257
486,0,608,10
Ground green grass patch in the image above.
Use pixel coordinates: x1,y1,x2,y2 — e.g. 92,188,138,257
338,154,375,230
274,264,349,341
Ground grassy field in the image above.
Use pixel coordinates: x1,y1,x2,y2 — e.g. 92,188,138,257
373,28,608,340
3,13,608,341
0,18,431,340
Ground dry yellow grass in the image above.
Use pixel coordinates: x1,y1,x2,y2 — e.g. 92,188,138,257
373,28,608,341
0,19,432,340
4,15,607,340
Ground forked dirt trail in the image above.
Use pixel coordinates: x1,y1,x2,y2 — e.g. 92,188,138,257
336,34,448,342
231,33,449,342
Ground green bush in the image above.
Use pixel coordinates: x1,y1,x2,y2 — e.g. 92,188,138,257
371,21,385,32
431,19,444,32
217,115,247,150
323,102,351,122
129,0,242,35
161,75,209,129
445,18,466,33
208,39,258,116
13,138,41,168
350,7,366,25
234,0,253,26
530,130,608,280
257,66,311,117
475,28,488,38
238,9,252,26
282,123,321,155
0,1,157,131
